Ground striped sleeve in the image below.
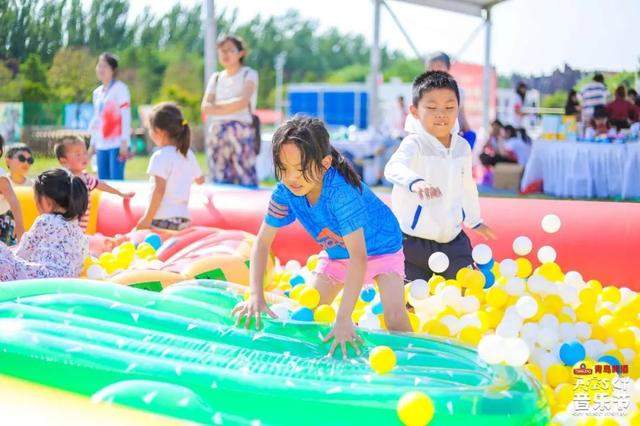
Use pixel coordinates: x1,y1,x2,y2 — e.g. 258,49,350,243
264,184,295,228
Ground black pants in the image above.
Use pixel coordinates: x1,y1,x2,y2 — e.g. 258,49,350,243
403,231,473,281
479,152,517,167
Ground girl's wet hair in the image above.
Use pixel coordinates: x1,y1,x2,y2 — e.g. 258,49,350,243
272,116,361,190
148,102,191,157
34,168,88,221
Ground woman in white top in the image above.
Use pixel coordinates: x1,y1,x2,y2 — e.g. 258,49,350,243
89,52,131,180
201,35,259,187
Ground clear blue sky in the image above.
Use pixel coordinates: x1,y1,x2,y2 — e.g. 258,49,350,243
129,0,640,75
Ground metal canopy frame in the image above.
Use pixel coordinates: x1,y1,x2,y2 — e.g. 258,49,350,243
370,0,509,132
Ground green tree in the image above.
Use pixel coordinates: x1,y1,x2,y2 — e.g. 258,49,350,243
48,48,96,103
20,54,51,101
67,0,87,47
541,90,568,109
327,64,369,83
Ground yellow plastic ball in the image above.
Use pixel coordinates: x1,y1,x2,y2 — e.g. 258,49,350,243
429,275,445,289
116,242,135,254
613,328,636,349
486,287,508,309
377,314,387,330
408,313,420,332
579,287,598,305
546,364,571,388
484,306,504,328
422,320,449,337
586,279,602,292
456,268,470,283
539,262,563,282
351,309,364,324
290,284,307,301
554,383,574,407
298,287,321,309
83,256,97,268
475,311,491,332
530,301,547,322
543,295,564,315
397,391,435,426
369,346,396,374
463,270,486,292
575,303,597,323
629,355,640,379
491,261,501,277
465,287,485,304
601,286,621,304
306,255,319,272
459,325,482,346
313,304,336,324
524,363,543,382
515,258,533,278
599,314,622,330
444,279,461,289
99,252,116,264
590,324,608,341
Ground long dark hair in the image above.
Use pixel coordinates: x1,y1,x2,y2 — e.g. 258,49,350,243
148,102,191,156
34,168,88,221
272,116,361,190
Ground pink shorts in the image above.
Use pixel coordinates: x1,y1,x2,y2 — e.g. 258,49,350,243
315,249,405,284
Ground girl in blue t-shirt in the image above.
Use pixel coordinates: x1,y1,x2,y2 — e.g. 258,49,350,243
233,116,411,358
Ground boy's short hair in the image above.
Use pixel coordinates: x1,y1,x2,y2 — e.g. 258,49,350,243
412,71,460,107
6,143,32,159
428,51,451,69
54,136,86,160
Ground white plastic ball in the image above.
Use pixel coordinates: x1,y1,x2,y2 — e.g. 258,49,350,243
520,322,540,341
575,322,591,340
408,279,430,300
496,320,520,338
536,327,560,350
471,244,492,265
428,252,450,274
583,340,606,359
559,323,578,341
537,246,557,264
540,314,560,329
564,271,584,286
87,264,107,280
285,260,301,272
512,236,533,256
440,286,461,306
439,315,460,336
503,338,531,366
478,335,504,364
358,313,381,330
621,348,636,363
541,214,561,234
459,296,480,314
499,259,518,278
505,277,526,296
270,303,290,320
515,296,538,319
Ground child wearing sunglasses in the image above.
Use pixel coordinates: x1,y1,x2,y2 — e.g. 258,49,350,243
6,144,34,187
0,135,25,245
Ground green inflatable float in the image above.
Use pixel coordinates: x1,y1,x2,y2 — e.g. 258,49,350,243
0,279,550,425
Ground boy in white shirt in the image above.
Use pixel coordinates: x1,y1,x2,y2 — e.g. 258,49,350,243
385,71,495,280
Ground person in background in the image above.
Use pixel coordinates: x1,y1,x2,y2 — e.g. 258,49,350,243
425,52,471,133
0,135,25,245
579,73,609,128
509,82,528,130
585,105,613,139
606,86,637,130
565,89,581,120
481,125,519,166
201,35,259,187
89,52,132,180
628,89,640,124
5,144,34,186
479,119,504,167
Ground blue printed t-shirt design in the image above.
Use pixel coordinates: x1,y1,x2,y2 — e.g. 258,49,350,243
265,167,402,259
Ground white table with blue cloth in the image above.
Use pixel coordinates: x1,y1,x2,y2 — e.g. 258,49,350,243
521,140,640,199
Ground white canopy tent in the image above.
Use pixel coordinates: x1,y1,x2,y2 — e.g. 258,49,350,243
372,0,508,132
202,0,508,132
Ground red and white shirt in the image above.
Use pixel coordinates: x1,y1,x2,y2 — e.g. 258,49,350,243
90,79,131,151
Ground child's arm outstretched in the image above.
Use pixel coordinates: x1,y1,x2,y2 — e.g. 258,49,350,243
136,176,165,230
96,181,135,198
0,177,24,241
384,138,441,199
322,228,366,359
232,222,277,328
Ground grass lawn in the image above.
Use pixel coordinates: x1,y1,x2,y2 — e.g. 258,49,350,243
30,152,210,181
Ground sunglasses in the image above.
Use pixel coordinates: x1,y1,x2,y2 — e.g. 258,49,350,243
13,154,34,165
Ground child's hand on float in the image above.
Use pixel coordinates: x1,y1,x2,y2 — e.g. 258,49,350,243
323,317,363,359
232,295,276,330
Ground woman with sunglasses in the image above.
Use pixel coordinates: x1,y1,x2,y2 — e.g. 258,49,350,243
201,35,259,187
0,135,25,245
6,144,35,186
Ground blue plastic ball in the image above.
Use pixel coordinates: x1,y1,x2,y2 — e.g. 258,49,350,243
360,287,376,303
144,233,162,251
598,355,621,367
371,302,384,316
478,258,495,271
291,307,314,322
290,275,306,287
559,341,586,366
482,270,495,289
